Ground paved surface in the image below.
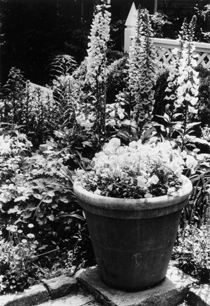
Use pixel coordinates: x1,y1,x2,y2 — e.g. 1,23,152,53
2,263,210,306
38,289,101,306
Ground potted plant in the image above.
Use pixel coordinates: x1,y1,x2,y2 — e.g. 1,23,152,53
73,137,194,291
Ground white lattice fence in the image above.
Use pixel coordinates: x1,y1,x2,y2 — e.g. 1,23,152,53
152,38,210,69
196,53,210,69
124,3,210,69
125,34,210,69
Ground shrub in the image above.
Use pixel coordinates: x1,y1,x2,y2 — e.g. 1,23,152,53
182,154,210,226
0,68,57,147
106,54,127,104
0,126,94,282
197,69,210,127
173,222,210,283
0,225,38,294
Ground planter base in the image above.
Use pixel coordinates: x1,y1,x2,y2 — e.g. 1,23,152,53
77,264,196,306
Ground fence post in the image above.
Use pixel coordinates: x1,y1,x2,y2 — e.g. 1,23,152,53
124,2,137,52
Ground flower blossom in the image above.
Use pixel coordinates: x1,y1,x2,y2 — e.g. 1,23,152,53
75,138,186,199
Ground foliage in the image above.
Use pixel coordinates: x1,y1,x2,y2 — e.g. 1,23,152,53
49,54,77,79
0,68,57,147
197,68,210,127
0,126,32,198
193,4,210,43
0,125,94,290
202,126,210,142
181,154,210,227
151,12,172,38
51,74,78,130
173,222,210,283
0,225,38,294
74,137,196,199
106,54,127,104
153,70,169,117
158,2,210,42
1,0,210,293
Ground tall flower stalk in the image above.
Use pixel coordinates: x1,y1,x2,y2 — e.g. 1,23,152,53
128,7,157,136
84,0,111,144
176,17,199,120
164,16,199,148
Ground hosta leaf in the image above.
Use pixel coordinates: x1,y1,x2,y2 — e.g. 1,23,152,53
47,215,55,221
42,196,52,203
59,196,69,203
52,203,58,208
7,206,20,214
14,195,29,202
46,190,55,197
22,211,32,218
186,122,201,130
33,194,42,200
82,141,92,147
38,216,48,224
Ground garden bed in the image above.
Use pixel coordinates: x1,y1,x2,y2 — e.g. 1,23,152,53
0,1,210,297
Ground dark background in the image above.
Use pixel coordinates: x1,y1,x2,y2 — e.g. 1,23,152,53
0,0,209,86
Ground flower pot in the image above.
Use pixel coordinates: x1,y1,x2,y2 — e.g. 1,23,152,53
73,176,192,291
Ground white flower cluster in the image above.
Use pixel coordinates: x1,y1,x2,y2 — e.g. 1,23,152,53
0,133,32,156
75,138,196,198
94,138,183,181
176,42,199,113
85,2,111,88
76,112,96,130
165,16,199,116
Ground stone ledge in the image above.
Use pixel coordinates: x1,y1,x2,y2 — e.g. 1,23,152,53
187,284,210,306
42,275,78,300
37,290,100,306
0,266,207,306
0,284,49,306
77,265,197,306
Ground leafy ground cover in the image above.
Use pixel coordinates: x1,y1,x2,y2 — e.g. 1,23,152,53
0,1,210,295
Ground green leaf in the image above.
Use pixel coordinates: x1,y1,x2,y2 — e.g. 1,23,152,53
22,211,32,218
47,215,55,221
46,190,55,197
33,194,42,200
42,196,53,203
14,195,29,202
59,196,69,203
7,206,20,214
186,122,201,130
82,141,92,147
52,203,58,208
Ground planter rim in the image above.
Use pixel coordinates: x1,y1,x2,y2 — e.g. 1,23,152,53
73,175,192,212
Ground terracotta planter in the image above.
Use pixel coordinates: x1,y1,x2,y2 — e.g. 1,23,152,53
73,176,192,291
